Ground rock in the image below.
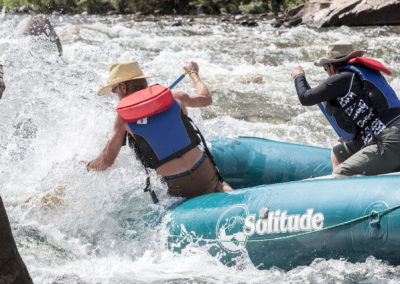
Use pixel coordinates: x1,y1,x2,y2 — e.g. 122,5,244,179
277,0,400,28
15,15,63,56
0,196,33,284
236,74,265,84
0,65,4,100
16,5,31,13
171,20,183,27
234,15,246,21
241,20,258,27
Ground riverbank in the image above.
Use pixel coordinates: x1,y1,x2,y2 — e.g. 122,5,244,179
1,0,306,15
4,0,400,28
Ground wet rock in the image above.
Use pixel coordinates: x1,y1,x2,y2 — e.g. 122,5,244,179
171,20,183,27
236,74,265,84
0,196,33,284
277,0,400,28
15,15,63,56
241,20,258,27
234,15,246,21
16,5,31,13
0,65,4,100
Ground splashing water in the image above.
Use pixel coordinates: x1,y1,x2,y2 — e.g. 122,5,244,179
1,14,400,283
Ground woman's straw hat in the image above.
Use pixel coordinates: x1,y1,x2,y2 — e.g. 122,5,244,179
97,62,154,96
314,43,365,67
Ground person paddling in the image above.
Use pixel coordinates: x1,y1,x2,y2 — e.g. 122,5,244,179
291,43,400,177
87,61,231,201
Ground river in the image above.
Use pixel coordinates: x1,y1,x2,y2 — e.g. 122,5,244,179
1,13,400,283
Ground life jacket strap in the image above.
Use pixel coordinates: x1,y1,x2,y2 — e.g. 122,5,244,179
143,167,159,204
186,116,224,182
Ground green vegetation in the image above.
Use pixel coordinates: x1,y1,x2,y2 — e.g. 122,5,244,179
0,0,307,14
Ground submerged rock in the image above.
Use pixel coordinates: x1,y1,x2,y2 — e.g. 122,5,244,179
276,0,400,28
241,20,258,27
171,20,183,27
0,197,32,284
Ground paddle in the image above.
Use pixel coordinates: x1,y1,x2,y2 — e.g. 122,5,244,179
303,79,344,139
168,71,188,89
317,103,341,137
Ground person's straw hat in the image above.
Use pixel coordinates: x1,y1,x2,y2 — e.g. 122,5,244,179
314,43,365,67
97,62,154,96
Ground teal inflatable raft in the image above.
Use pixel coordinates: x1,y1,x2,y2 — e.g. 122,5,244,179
169,137,400,269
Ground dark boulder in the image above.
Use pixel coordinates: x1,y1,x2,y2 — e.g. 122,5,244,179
16,5,31,14
241,20,258,27
0,65,5,99
0,197,33,284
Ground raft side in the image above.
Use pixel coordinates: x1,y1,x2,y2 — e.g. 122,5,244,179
209,137,332,188
169,175,400,269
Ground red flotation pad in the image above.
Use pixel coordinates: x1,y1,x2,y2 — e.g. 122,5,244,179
116,85,173,123
347,57,392,75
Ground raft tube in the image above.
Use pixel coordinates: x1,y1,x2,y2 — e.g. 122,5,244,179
169,137,400,269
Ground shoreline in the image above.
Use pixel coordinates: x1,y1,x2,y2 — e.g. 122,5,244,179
4,11,400,28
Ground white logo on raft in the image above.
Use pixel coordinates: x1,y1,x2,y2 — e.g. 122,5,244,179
215,205,325,253
137,118,148,124
215,204,249,253
243,208,324,237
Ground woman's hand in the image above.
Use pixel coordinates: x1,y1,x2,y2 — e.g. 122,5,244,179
183,61,199,74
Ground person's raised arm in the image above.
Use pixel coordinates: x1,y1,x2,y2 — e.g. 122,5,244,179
173,61,212,108
87,115,126,170
291,65,354,106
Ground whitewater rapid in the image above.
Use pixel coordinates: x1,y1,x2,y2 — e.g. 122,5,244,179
1,13,400,283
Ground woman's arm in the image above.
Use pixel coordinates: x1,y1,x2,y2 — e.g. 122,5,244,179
87,115,126,170
173,61,212,109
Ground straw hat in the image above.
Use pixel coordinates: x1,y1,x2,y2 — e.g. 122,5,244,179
314,43,365,67
97,62,154,96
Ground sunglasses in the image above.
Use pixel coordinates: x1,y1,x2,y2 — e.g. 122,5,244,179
323,64,330,71
112,84,120,93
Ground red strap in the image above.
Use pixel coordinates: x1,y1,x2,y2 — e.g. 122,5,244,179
347,57,392,75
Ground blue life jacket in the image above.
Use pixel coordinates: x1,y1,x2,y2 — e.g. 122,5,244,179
318,103,356,141
127,100,201,169
321,64,400,144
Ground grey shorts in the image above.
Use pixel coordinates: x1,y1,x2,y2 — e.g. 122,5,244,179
333,118,400,176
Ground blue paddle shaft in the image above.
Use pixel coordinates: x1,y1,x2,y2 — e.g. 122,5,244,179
168,73,187,89
304,79,341,137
